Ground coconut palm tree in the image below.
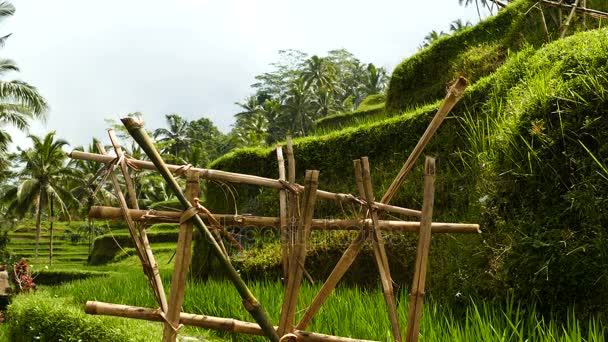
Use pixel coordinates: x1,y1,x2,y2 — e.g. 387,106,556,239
5,131,78,265
70,139,114,252
283,78,313,136
359,63,388,97
420,30,448,49
450,19,473,33
0,2,48,153
153,114,190,158
302,55,338,93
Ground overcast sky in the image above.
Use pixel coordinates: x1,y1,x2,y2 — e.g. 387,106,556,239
3,0,487,150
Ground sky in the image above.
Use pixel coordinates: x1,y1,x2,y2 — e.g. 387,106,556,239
2,0,489,151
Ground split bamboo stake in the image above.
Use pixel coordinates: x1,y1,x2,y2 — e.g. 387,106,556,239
381,77,467,205
296,160,369,331
109,130,174,312
537,3,550,43
70,150,422,218
85,301,377,342
96,142,168,313
361,157,401,342
121,117,279,342
278,170,320,337
108,129,138,209
286,136,298,280
162,170,199,342
89,206,480,233
560,0,580,38
405,157,436,342
277,146,289,282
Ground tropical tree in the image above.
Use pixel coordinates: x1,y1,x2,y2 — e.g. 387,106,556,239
420,30,448,49
70,139,114,252
0,2,48,153
5,131,78,265
283,78,313,136
450,19,473,33
302,55,338,92
359,63,388,97
153,114,190,158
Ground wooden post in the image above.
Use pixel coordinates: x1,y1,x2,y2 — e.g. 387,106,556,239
277,146,289,283
285,136,298,277
121,117,279,342
296,160,369,331
278,170,319,337
96,142,168,313
162,170,199,342
405,157,436,342
361,157,402,342
381,77,467,205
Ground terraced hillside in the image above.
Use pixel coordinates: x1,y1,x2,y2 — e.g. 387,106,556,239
7,221,92,268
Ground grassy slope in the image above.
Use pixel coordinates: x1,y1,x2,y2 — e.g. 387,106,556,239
201,23,608,315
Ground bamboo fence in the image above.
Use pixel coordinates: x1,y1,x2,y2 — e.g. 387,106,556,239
71,76,480,341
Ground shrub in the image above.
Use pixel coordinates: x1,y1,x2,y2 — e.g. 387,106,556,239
7,292,160,341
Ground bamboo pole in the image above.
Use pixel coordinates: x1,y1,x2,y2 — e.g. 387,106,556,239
89,206,481,233
277,146,289,282
108,129,172,313
108,129,138,209
85,301,377,342
540,0,608,20
96,142,168,313
296,160,369,331
537,3,550,43
70,150,422,218
560,0,580,38
581,0,586,28
405,157,436,342
162,170,199,342
380,77,467,205
121,117,279,342
286,135,298,281
361,157,401,342
279,170,320,337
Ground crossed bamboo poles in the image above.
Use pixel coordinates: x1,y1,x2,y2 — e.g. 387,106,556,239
74,77,474,342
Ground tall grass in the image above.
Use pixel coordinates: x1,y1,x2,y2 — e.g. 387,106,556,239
49,270,606,341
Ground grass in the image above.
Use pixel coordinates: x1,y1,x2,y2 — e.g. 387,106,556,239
39,261,606,342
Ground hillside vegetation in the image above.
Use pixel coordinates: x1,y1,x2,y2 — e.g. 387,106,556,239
198,0,608,318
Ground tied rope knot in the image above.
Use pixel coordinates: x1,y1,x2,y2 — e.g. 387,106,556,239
174,164,193,177
278,179,301,194
156,308,184,333
180,197,203,224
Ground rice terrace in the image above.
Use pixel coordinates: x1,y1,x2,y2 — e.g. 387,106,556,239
0,0,607,341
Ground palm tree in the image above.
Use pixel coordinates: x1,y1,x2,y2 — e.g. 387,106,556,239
312,88,338,119
420,30,448,49
5,131,77,265
283,78,313,136
70,139,114,252
359,63,388,98
450,19,473,33
234,95,263,120
0,2,48,153
302,55,338,92
458,0,498,19
153,114,190,158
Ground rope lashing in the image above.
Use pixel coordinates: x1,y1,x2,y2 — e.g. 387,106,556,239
157,308,184,333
